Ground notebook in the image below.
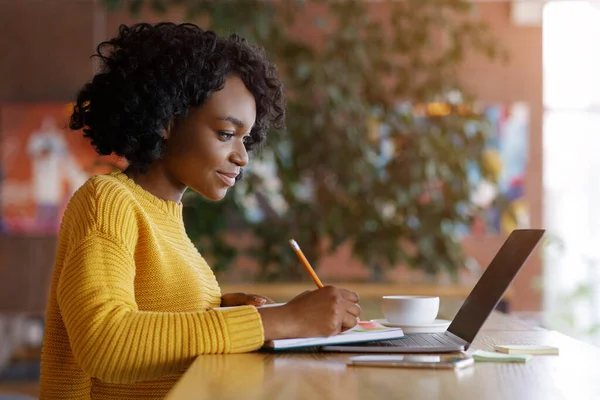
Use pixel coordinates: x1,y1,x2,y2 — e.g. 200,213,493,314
263,323,405,350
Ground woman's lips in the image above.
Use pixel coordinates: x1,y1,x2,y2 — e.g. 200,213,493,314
216,172,237,187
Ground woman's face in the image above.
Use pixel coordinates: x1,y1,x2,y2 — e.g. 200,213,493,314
163,75,256,201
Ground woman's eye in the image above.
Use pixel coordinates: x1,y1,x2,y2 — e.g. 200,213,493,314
218,131,234,141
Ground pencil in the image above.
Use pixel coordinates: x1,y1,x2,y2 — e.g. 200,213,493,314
289,239,366,326
289,239,324,288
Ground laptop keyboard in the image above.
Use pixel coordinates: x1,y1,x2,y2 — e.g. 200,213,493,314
369,333,458,347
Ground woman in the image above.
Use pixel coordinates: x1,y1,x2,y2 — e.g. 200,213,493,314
40,22,361,399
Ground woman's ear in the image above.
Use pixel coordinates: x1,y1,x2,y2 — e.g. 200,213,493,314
163,119,176,140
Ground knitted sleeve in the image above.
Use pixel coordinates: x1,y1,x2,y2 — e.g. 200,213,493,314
56,231,264,384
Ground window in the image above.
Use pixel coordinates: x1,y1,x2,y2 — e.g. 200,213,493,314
543,1,600,345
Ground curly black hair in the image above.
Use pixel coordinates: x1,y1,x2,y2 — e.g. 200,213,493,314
70,22,285,173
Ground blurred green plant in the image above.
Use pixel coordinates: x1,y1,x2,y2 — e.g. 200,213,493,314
103,0,507,281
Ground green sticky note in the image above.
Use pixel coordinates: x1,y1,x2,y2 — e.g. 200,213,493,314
472,350,532,363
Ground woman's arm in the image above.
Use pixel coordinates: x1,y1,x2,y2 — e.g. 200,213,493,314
57,232,264,384
220,293,275,307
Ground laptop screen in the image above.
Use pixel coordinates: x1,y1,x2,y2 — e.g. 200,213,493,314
447,229,545,346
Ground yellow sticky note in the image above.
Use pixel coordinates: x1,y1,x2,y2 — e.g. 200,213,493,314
494,345,559,355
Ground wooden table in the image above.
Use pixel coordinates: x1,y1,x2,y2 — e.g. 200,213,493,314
166,312,600,400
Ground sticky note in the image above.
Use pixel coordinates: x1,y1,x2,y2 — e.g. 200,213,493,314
493,345,559,355
472,350,532,363
356,321,380,329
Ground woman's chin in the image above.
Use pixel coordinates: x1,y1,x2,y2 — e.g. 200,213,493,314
203,189,228,202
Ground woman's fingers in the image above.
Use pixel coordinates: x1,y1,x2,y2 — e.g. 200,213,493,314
344,300,362,317
341,312,359,331
248,294,276,305
339,288,360,303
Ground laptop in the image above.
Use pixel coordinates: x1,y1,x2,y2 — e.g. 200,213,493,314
321,229,545,353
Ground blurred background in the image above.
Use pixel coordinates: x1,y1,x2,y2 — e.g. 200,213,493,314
0,0,598,397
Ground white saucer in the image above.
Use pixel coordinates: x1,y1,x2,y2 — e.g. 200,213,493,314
372,318,451,333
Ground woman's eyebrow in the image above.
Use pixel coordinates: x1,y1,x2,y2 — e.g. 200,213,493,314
217,115,245,128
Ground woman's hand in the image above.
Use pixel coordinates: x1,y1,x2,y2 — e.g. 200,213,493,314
220,292,276,307
257,286,361,341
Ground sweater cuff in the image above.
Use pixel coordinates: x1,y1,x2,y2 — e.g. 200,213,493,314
219,306,265,353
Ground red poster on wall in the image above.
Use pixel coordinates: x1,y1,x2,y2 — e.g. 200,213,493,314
0,103,125,235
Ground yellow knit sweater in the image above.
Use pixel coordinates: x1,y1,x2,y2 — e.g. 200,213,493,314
40,171,264,399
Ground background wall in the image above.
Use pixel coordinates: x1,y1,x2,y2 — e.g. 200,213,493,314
0,0,543,313
458,3,543,312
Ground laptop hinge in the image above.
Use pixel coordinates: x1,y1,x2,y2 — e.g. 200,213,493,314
444,331,470,349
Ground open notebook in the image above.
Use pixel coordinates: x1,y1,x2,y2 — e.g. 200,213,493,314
263,322,405,350
212,303,405,350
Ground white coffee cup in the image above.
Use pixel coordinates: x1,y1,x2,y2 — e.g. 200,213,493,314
381,295,440,325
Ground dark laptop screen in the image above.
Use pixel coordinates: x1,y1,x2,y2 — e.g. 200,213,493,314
447,229,545,346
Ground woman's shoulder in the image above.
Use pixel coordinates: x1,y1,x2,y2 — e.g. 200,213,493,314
68,171,138,211
62,172,141,241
